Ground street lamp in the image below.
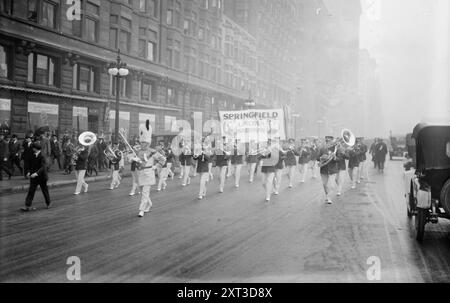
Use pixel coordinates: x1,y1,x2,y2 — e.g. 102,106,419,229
108,49,129,144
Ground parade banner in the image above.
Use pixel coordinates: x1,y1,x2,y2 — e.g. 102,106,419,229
219,109,286,143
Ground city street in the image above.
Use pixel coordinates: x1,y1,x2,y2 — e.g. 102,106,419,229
1,159,449,283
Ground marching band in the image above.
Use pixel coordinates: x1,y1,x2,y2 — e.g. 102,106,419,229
33,119,370,218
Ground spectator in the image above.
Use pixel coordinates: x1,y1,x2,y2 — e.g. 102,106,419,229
50,134,62,170
8,134,23,176
63,138,75,175
0,133,12,180
87,143,98,177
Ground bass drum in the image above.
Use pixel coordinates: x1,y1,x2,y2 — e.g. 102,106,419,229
440,179,450,215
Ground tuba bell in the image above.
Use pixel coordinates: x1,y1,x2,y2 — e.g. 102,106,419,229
78,131,97,146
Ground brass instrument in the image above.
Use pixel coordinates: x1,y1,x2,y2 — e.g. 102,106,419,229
318,129,355,168
104,145,122,163
72,131,97,165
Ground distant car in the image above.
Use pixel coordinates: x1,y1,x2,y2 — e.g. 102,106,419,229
404,123,450,242
389,135,406,160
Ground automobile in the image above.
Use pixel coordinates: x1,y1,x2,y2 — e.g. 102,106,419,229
404,122,450,242
389,135,406,160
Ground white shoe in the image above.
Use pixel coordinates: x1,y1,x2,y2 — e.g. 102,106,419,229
337,192,341,196
187,178,191,185
198,195,203,200
129,192,135,196
219,189,224,193
157,188,161,192
138,211,144,217
300,180,305,183
265,198,270,203
326,198,333,204
109,187,114,190
289,184,293,188
235,184,239,188
74,192,80,195
83,184,88,193
274,191,279,195
357,180,361,184
351,185,356,189
182,183,186,187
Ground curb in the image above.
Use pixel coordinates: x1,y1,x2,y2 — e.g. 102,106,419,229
0,173,132,195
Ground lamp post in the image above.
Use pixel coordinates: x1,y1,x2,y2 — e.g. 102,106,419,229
108,49,129,144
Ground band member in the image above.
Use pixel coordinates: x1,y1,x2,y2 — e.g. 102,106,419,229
318,136,339,204
50,134,61,171
261,139,279,203
129,155,140,196
179,139,192,186
74,145,89,195
309,139,319,179
297,139,311,183
273,141,286,195
335,145,347,196
231,140,244,188
346,146,360,189
157,144,171,191
165,144,175,180
9,134,23,176
246,140,259,183
284,139,298,188
137,120,162,217
194,138,212,200
356,137,368,182
215,138,231,193
21,142,51,211
109,143,122,190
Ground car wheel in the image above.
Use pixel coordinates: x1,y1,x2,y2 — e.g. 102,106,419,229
415,208,427,242
440,179,450,215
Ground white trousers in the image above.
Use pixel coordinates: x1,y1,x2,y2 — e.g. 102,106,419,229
218,166,227,192
158,167,170,190
182,165,191,185
248,163,257,182
348,167,358,187
139,185,152,212
75,170,87,193
310,161,319,178
199,172,210,196
234,164,242,186
358,161,366,181
335,170,344,193
287,165,296,186
321,173,336,200
110,170,120,188
130,170,139,194
227,160,232,177
262,172,275,201
273,168,283,193
299,163,308,182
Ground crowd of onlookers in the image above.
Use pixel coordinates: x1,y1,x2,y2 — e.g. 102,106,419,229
0,131,119,181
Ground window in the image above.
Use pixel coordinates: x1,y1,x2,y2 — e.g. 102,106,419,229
86,18,98,42
202,0,208,9
174,2,181,28
141,81,152,101
0,45,8,79
110,76,131,98
109,28,118,48
0,0,13,14
27,53,57,86
139,0,146,12
27,0,37,22
110,14,118,24
41,1,56,28
120,30,131,52
147,41,155,61
72,63,98,93
121,17,131,29
167,9,173,25
149,0,158,18
167,88,175,104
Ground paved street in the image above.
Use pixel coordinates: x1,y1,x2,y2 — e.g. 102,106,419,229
1,160,449,283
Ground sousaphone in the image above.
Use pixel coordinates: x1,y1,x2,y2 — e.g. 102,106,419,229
318,129,355,167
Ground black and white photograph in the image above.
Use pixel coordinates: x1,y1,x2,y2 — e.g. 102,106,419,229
0,0,450,286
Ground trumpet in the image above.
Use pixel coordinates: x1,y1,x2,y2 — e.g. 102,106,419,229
104,146,122,163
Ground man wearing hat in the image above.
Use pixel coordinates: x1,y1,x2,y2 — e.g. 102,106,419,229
297,138,311,183
21,142,51,211
9,134,23,176
318,135,339,204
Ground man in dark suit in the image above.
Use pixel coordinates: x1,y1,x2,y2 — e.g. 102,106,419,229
0,133,12,180
8,134,23,176
21,142,51,211
22,135,34,179
318,136,339,204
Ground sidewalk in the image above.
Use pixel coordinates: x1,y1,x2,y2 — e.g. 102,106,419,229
0,167,131,195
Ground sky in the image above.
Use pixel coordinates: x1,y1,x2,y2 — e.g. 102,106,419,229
360,0,450,135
